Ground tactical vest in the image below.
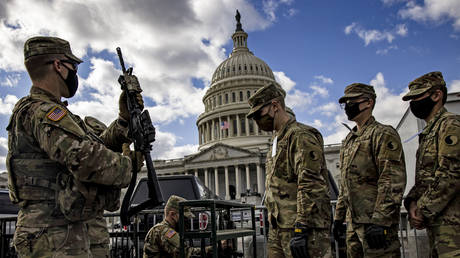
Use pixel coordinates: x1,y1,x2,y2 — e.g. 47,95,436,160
6,96,118,223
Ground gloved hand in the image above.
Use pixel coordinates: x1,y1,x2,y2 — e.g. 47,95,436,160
289,223,309,258
365,224,388,249
332,220,346,240
122,143,144,172
119,90,144,121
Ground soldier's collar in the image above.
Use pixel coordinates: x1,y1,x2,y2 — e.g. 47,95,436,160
352,116,375,136
30,86,68,106
421,107,447,135
275,117,295,138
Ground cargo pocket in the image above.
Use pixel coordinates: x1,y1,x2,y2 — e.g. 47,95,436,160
13,226,49,256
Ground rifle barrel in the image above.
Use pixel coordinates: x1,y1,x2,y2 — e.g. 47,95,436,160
116,47,127,74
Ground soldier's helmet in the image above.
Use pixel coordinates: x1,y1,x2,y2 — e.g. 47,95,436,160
402,71,446,101
24,36,83,63
166,195,195,219
247,83,286,119
339,83,376,103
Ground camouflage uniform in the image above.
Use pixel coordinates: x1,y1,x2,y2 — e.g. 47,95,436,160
143,195,203,258
7,37,132,257
247,84,331,258
335,83,407,258
403,72,460,258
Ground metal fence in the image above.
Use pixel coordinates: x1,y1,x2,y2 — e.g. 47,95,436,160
1,205,427,258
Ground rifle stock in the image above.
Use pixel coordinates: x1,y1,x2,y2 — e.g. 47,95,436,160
117,47,164,226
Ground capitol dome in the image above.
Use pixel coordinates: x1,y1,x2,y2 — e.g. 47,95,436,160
197,11,281,151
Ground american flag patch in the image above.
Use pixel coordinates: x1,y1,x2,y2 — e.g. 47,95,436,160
46,106,67,121
165,229,176,239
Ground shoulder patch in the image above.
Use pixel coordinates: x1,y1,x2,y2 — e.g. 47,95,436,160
387,140,399,151
46,106,67,121
444,135,458,146
165,229,176,239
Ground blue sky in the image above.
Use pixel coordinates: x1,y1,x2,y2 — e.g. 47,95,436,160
0,0,459,171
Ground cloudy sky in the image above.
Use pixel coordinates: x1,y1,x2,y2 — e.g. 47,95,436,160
0,0,459,171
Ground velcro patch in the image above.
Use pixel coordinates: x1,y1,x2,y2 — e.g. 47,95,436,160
165,229,176,239
46,106,67,121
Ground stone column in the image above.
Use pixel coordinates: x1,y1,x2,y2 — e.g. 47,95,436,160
225,166,230,200
198,126,202,145
235,165,241,199
254,121,259,136
218,117,222,139
214,167,219,196
194,169,198,178
245,164,251,192
227,115,232,137
211,120,215,141
236,114,241,137
245,117,250,135
257,164,264,194
204,168,209,187
184,170,188,175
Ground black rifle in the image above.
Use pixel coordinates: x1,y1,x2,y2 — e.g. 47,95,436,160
117,47,164,226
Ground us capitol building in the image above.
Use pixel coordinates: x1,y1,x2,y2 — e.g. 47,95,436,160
150,12,341,201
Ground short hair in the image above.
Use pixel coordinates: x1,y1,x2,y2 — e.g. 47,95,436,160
24,54,64,81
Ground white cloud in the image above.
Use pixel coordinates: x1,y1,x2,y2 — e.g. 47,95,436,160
396,24,408,36
0,137,7,171
450,80,460,92
1,73,21,87
274,71,296,92
317,102,339,117
285,89,313,109
312,119,323,128
376,45,398,55
370,72,409,126
0,95,19,115
344,23,408,46
151,130,198,160
314,75,334,84
399,0,460,30
310,85,329,98
262,0,294,22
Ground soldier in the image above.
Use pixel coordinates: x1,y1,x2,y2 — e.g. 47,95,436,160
247,83,331,258
402,71,460,257
333,83,406,257
7,36,143,257
143,195,206,258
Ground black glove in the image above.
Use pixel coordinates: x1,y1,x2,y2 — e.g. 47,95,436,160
289,223,309,258
332,220,345,240
365,224,388,249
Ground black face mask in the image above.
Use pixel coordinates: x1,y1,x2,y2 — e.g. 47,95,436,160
344,100,367,120
58,64,79,98
255,106,275,131
410,95,436,119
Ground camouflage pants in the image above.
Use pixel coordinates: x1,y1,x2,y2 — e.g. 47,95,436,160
427,225,460,258
87,216,110,258
14,222,92,258
267,226,330,258
346,223,401,258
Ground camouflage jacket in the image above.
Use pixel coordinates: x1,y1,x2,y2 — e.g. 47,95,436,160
265,118,331,229
405,107,460,226
6,87,132,227
143,220,201,258
334,116,406,227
